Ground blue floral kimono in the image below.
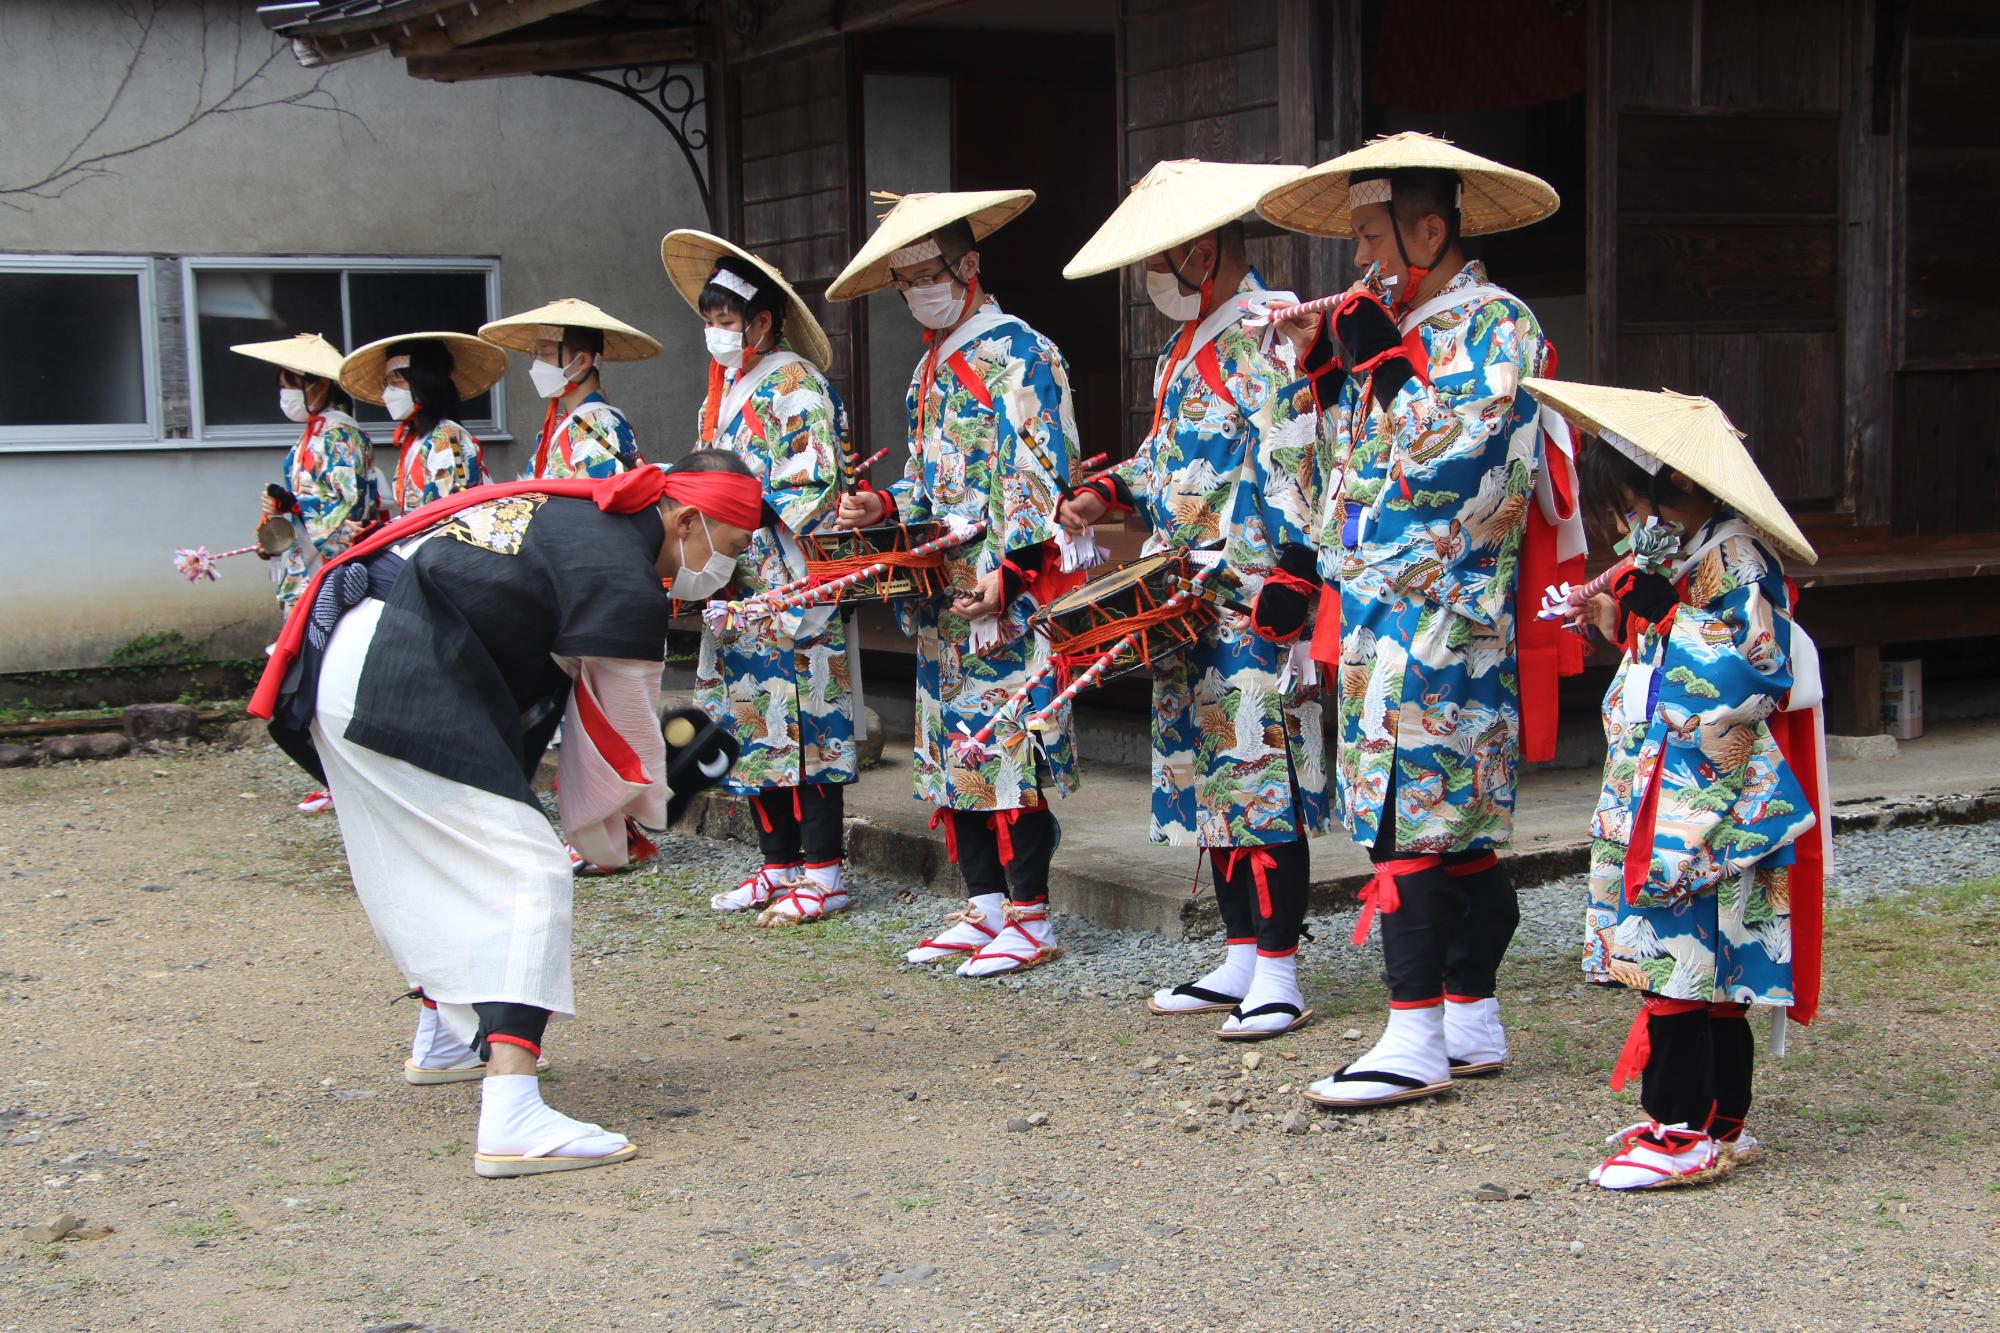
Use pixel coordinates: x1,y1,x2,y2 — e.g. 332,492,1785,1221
391,419,485,513
1112,271,1330,848
1584,520,1816,1006
522,392,636,480
1320,262,1549,853
882,300,1081,812
693,347,858,791
272,410,367,613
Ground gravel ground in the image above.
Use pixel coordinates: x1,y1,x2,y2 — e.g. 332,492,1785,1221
3,746,1996,1333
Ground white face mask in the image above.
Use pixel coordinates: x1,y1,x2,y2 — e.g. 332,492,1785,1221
381,385,417,422
904,280,964,330
529,351,591,400
704,326,747,370
1145,268,1203,323
278,388,309,423
669,510,737,601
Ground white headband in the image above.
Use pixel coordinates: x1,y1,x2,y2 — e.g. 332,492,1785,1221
385,355,411,372
709,269,758,301
888,238,942,266
1347,178,1464,210
1601,426,1665,475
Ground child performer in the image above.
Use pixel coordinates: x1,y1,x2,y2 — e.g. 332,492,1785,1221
1525,381,1829,1191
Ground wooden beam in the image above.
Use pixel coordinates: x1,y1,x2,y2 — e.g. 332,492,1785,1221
406,27,702,81
446,0,598,48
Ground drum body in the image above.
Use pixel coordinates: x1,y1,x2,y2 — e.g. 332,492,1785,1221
256,516,298,556
801,522,957,604
1029,552,1209,686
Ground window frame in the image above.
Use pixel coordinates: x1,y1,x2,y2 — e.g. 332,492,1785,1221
181,254,509,446
0,253,161,450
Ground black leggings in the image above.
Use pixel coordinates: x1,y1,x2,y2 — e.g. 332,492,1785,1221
472,1001,550,1061
948,803,1057,905
1369,772,1519,1003
1640,1004,1755,1135
750,783,846,865
1211,840,1311,954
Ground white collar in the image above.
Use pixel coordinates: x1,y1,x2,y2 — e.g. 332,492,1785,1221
720,351,808,432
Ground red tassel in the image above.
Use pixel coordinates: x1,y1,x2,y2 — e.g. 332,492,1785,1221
990,809,1020,866
1607,1006,1651,1091
1353,855,1438,947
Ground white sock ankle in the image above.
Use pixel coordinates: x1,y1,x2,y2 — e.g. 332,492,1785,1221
906,892,1005,963
410,1003,478,1071
1150,941,1255,1011
760,860,849,923
1309,1004,1450,1099
957,903,1058,978
1443,996,1508,1065
477,1074,628,1160
1222,951,1304,1034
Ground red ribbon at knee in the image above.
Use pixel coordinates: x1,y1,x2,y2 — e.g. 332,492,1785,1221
792,786,804,821
1444,851,1499,878
990,809,1020,865
751,793,774,834
928,807,958,862
1218,848,1279,919
1353,855,1438,948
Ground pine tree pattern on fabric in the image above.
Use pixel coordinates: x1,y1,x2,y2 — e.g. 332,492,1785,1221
1110,271,1331,848
693,347,858,791
881,306,1081,812
273,416,367,613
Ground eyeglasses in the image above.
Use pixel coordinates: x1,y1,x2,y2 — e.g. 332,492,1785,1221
888,268,956,293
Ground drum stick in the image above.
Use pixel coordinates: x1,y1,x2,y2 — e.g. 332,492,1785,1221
172,544,260,583
841,446,889,489
719,521,988,627
1017,561,1221,734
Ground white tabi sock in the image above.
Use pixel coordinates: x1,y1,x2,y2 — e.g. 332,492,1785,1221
410,1003,478,1072
957,903,1057,978
712,862,798,913
1150,941,1255,1012
906,892,1005,964
1443,996,1509,1067
1308,1004,1451,1102
476,1074,628,1160
760,860,849,923
1221,950,1304,1034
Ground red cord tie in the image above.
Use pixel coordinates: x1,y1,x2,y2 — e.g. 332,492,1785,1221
1218,848,1278,918
751,793,774,834
1354,855,1437,947
1444,851,1499,878
1609,997,1709,1090
990,809,1021,866
929,807,958,863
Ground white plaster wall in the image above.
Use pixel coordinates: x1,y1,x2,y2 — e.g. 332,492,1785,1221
0,0,712,669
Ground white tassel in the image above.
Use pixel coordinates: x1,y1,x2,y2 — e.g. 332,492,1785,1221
1056,525,1107,572
1275,638,1318,692
967,614,1004,653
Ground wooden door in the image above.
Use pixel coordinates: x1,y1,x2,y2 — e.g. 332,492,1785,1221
1589,0,1856,516
729,39,862,414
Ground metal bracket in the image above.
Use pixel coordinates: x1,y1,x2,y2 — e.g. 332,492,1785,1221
546,65,712,226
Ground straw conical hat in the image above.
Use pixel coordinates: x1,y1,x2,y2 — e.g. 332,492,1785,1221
338,331,509,407
826,189,1035,301
1257,132,1559,239
1521,379,1817,565
479,297,662,362
661,230,834,372
230,332,347,381
1064,160,1306,280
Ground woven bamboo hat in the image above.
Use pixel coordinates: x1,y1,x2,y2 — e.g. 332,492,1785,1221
1063,160,1306,280
826,189,1035,301
338,332,509,406
661,230,834,371
479,297,662,362
1257,132,1559,239
1522,379,1817,564
229,332,347,381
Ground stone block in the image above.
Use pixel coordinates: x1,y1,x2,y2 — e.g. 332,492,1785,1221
123,703,201,743
41,733,129,761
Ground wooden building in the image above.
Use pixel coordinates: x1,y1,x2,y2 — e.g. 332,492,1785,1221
266,0,2000,734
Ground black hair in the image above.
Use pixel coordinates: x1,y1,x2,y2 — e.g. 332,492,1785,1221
560,326,605,359
696,257,787,346
665,447,754,476
933,219,978,265
1579,438,1708,527
1353,166,1463,263
389,337,464,439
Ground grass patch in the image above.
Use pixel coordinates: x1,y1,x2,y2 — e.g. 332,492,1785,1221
162,1206,249,1243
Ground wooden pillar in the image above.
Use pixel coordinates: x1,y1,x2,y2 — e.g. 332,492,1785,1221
1822,642,1883,736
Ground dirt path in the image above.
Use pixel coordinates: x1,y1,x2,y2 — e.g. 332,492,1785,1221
3,746,1996,1332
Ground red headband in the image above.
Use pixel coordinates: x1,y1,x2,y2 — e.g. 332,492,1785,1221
591,464,763,530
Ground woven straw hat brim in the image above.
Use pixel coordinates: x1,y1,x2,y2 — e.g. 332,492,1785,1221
1064,160,1307,279
826,189,1035,301
661,230,834,372
479,297,663,362
1521,378,1818,565
338,331,510,407
229,333,347,382
1257,132,1559,239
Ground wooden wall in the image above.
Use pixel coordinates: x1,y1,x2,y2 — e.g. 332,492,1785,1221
1590,0,1855,514
1892,0,2000,536
1113,0,1331,457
